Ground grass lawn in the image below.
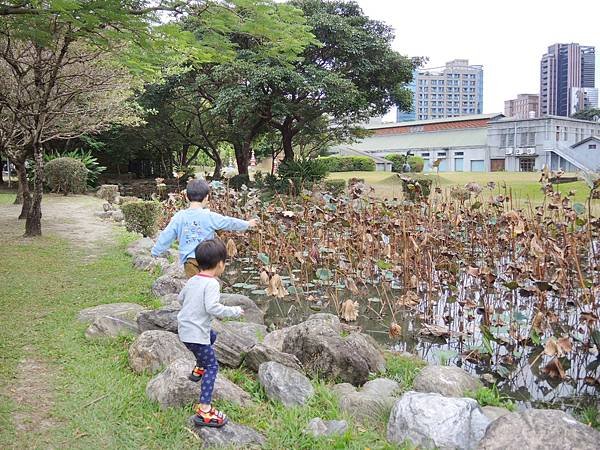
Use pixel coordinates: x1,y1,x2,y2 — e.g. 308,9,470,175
0,191,16,205
0,207,420,449
329,171,594,205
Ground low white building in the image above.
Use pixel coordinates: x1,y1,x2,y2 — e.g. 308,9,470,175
487,116,600,172
335,114,502,172
336,114,600,173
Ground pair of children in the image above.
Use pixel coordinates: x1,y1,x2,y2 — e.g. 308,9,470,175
151,179,256,427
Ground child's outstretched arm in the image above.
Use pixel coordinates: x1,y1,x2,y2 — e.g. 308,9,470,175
208,211,258,233
204,282,243,318
151,215,179,257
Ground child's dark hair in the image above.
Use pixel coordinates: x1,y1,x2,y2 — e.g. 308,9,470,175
195,239,227,270
186,179,210,202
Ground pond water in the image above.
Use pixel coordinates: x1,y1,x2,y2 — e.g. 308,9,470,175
222,261,600,409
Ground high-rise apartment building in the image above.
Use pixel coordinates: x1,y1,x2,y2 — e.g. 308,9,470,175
540,43,595,117
397,60,483,122
504,94,539,119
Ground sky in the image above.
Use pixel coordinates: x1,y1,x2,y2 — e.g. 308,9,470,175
355,0,600,118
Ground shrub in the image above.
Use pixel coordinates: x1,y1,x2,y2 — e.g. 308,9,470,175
400,177,432,201
45,149,106,187
44,157,88,195
278,159,329,192
385,154,425,173
121,200,162,237
319,156,375,172
96,184,120,203
228,174,251,190
323,179,347,196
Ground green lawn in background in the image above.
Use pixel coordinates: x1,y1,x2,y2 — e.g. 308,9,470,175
328,171,593,204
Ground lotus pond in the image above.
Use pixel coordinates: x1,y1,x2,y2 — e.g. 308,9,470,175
167,174,600,408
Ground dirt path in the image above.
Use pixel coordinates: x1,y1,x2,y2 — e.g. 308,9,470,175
0,193,118,447
0,193,116,257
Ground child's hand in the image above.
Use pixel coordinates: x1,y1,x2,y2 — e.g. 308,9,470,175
248,218,260,228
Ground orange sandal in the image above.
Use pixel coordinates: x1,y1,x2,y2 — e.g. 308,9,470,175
188,366,205,382
193,405,228,428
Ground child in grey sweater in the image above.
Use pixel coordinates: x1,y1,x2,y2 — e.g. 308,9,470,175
177,238,243,428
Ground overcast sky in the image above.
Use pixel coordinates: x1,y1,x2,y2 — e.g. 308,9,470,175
355,0,600,117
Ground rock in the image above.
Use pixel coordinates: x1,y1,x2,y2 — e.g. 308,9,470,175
132,254,169,272
387,391,490,450
481,406,511,422
151,273,186,297
85,315,139,339
258,361,314,407
305,418,348,437
187,417,266,449
126,237,154,257
146,358,253,409
478,409,600,450
212,320,266,368
220,294,264,325
262,328,289,352
112,210,124,222
262,314,341,352
413,365,482,397
137,305,180,333
333,378,400,423
282,321,385,385
128,330,190,374
78,302,146,324
244,344,302,372
160,293,179,306
94,211,112,219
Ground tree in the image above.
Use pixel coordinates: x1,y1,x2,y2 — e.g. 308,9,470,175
0,0,312,235
571,108,600,122
265,0,415,162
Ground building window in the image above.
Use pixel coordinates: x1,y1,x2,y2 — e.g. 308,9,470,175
528,132,535,146
455,151,464,156
519,157,535,172
590,144,597,149
500,134,507,147
507,133,515,146
422,152,430,157
520,132,527,146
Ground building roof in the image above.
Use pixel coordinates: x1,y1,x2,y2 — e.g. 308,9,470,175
365,113,503,130
495,115,600,125
338,127,488,154
571,136,600,148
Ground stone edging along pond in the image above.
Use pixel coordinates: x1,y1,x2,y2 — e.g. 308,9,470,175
77,236,600,449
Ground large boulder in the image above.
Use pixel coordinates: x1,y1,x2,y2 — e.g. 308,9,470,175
413,365,482,397
212,320,267,368
220,294,264,325
128,330,191,374
258,361,314,407
126,237,155,257
262,313,341,352
478,409,600,450
159,293,179,306
85,315,139,339
305,418,348,437
137,305,180,333
151,273,186,297
333,378,400,423
188,417,266,449
244,344,302,372
282,320,384,385
146,358,253,409
481,406,511,422
78,302,146,324
132,254,170,272
387,391,490,450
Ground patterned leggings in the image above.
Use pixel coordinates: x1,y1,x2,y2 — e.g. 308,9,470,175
184,330,218,404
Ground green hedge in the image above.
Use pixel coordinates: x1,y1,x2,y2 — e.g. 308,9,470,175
319,156,375,172
44,157,88,195
385,154,425,173
121,201,162,237
324,179,347,196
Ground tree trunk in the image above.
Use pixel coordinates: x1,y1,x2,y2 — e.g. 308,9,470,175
281,128,294,162
235,142,252,176
212,157,223,180
14,159,31,218
25,145,43,237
